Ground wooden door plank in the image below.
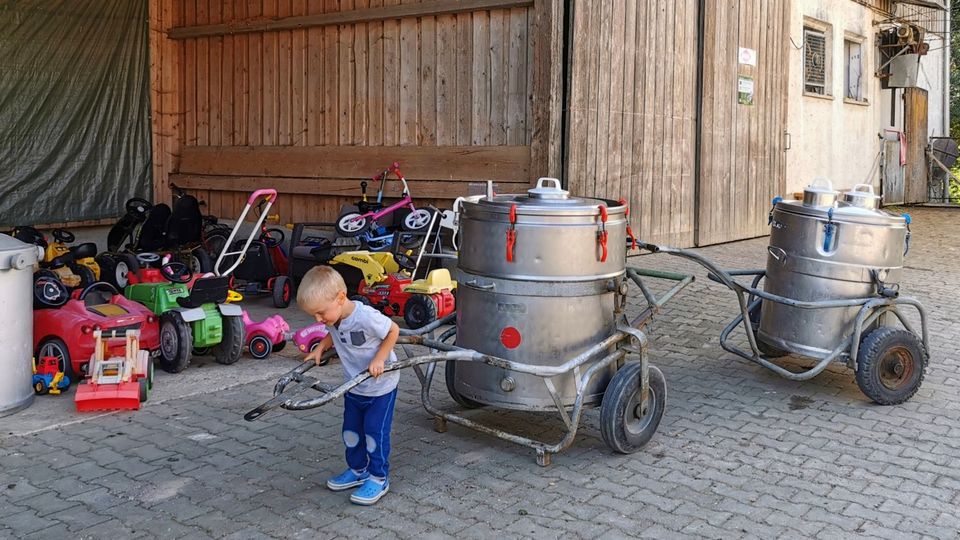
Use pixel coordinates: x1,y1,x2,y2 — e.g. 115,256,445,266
420,14,438,145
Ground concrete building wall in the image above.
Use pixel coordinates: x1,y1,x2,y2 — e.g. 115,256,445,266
785,0,950,196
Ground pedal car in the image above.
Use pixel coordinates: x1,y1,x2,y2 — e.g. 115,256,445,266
33,277,160,378
329,250,456,329
124,262,244,373
242,311,290,359
11,226,98,289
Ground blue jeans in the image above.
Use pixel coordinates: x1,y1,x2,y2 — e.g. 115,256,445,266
342,389,397,479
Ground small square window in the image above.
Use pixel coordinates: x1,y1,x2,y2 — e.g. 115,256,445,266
844,39,864,101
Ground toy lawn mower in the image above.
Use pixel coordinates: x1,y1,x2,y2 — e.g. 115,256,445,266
206,197,291,308
11,226,99,289
329,250,456,329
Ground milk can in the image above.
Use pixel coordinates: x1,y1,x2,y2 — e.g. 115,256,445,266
0,234,41,416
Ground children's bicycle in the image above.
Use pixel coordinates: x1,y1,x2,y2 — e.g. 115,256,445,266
335,162,433,237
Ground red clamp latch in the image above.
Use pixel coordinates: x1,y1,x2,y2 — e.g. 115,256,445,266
619,198,638,250
597,205,609,263
506,204,518,262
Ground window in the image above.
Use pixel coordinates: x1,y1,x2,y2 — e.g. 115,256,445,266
844,37,865,101
804,26,828,95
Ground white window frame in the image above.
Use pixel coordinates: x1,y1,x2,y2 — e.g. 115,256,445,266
802,18,832,99
843,33,868,104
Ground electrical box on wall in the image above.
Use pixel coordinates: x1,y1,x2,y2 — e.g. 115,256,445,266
876,24,927,89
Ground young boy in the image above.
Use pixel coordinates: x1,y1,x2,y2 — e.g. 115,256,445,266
297,266,400,505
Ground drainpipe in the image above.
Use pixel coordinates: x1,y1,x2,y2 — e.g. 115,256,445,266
944,0,951,136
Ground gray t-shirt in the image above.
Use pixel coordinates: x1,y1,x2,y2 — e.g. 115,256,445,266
329,303,399,397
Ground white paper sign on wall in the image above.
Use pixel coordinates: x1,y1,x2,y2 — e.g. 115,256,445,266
739,47,758,66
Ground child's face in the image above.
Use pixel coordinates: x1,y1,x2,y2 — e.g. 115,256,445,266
305,291,347,326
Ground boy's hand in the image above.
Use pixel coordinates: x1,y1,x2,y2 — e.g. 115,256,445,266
368,357,386,378
305,345,326,366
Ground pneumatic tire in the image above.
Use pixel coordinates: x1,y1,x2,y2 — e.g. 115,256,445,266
855,327,926,405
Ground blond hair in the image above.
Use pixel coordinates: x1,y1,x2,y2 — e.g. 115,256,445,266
297,265,347,307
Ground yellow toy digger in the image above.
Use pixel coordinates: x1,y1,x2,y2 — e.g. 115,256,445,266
328,250,455,329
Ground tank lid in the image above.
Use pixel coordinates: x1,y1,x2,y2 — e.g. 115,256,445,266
776,199,906,226
0,234,40,270
527,177,569,199
803,178,838,196
840,184,881,210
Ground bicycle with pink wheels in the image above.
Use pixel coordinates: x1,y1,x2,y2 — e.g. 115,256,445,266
335,162,434,237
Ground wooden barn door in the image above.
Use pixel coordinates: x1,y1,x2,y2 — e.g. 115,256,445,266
903,87,929,204
565,0,699,247
696,0,788,246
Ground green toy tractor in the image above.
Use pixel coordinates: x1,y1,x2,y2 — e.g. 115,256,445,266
124,262,243,373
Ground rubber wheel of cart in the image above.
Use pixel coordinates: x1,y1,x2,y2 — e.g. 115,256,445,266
444,361,485,409
72,264,97,289
273,340,287,353
214,315,245,365
159,312,193,373
147,360,155,391
404,294,437,329
748,302,787,358
139,378,148,403
37,337,74,381
600,363,666,454
249,335,273,359
855,327,926,405
336,212,369,237
273,275,291,308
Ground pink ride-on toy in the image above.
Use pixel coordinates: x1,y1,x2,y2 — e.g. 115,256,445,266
242,311,290,359
335,162,433,237
293,322,329,362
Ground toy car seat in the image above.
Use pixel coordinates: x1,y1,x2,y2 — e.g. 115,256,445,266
70,242,98,259
166,192,203,247
131,204,171,251
12,226,47,249
176,276,230,308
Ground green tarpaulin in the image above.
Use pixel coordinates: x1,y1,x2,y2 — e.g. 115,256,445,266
0,0,151,225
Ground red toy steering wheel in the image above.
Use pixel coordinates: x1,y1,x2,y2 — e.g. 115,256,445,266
161,261,193,284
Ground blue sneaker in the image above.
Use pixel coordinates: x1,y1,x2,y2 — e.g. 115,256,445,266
326,469,369,491
350,478,390,505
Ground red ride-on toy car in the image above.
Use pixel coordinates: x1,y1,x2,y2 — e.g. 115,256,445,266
32,276,160,379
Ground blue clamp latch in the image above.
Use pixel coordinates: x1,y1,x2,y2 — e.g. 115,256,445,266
768,196,783,225
903,213,912,256
822,208,836,252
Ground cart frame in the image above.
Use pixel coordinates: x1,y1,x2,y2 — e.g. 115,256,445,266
245,266,694,465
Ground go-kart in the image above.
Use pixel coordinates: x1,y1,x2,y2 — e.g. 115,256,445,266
32,277,160,379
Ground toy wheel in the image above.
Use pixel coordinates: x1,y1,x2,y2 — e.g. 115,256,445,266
402,209,433,231
114,253,140,288
336,212,369,237
147,360,155,391
600,362,666,454
856,327,927,405
213,315,244,365
52,229,75,243
160,262,193,284
37,338,73,380
273,275,291,308
71,264,96,288
137,252,161,267
33,380,47,395
125,197,153,219
139,378,148,403
158,311,193,373
444,361,485,409
249,335,273,359
187,248,213,274
273,340,287,353
404,294,437,329
204,232,229,260
33,274,69,309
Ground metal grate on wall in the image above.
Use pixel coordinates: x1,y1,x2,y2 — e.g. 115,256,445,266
804,28,827,94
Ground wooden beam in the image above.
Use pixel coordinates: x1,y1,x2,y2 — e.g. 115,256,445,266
529,0,564,182
169,174,528,199
178,145,532,182
168,0,533,39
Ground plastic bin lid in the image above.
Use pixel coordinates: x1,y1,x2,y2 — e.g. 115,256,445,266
0,234,39,270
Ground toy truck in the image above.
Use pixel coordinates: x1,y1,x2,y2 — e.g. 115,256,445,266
32,356,71,395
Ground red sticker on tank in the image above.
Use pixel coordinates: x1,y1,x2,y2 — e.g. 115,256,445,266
500,327,522,350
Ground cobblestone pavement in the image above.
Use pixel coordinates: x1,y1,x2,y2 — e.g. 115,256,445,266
1,207,958,539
